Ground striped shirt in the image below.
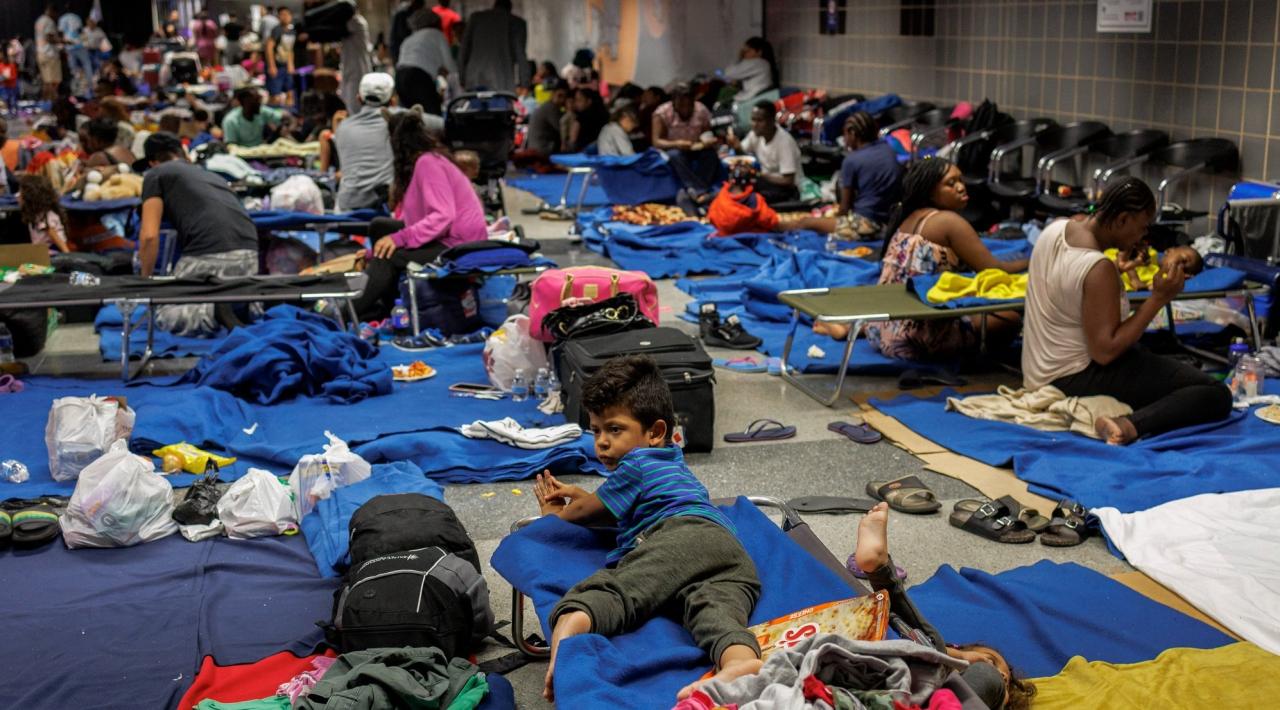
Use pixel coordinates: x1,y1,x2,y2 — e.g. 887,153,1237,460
595,446,735,566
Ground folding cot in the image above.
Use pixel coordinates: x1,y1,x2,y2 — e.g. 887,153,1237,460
0,272,366,380
777,279,1267,405
540,150,684,222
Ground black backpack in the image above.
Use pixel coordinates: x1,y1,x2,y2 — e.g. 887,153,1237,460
347,494,481,573
327,546,494,657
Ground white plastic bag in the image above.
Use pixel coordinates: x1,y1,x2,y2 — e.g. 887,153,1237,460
483,315,549,391
45,395,136,482
218,469,298,539
269,174,324,215
60,441,178,549
288,432,372,518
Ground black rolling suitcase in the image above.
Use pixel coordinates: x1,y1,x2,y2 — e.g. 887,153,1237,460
557,327,716,452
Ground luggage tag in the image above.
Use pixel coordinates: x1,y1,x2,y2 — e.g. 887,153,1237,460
671,424,686,449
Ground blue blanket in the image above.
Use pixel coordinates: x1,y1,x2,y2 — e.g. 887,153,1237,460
506,172,610,207
552,149,682,204
0,534,336,710
871,385,1280,512
910,561,1233,678
910,266,1250,309
62,196,142,213
820,94,903,144
490,498,858,707
94,303,228,360
174,306,392,404
300,461,446,577
247,208,381,230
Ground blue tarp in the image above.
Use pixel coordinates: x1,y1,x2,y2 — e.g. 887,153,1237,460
505,172,611,207
173,306,392,405
552,149,682,205
870,383,1280,513
491,498,858,707
910,266,1249,309
0,533,337,710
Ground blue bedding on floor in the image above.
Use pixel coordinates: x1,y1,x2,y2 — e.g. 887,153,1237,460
505,172,611,207
174,306,392,405
0,533,337,710
94,303,227,360
247,208,381,230
909,266,1250,309
910,561,1233,678
551,149,683,204
490,498,858,707
870,384,1280,512
300,461,446,577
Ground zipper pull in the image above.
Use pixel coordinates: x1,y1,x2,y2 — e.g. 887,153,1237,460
684,371,692,383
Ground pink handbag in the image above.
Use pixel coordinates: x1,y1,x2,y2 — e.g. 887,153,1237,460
528,266,660,341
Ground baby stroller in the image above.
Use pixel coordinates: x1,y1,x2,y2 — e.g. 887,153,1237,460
160,51,202,86
445,92,518,216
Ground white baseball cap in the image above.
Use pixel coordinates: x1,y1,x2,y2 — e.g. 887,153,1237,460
359,73,395,106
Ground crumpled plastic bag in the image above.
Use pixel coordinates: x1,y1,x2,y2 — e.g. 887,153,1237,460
60,441,179,549
483,315,549,391
217,468,299,539
269,174,325,214
288,432,372,518
45,395,135,482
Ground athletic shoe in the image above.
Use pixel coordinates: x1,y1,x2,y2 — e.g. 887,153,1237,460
703,313,762,350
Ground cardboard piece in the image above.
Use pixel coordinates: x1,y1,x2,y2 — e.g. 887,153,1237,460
0,244,52,268
917,451,1057,512
1109,571,1241,640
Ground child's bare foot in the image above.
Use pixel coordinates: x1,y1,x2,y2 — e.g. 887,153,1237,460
676,654,763,700
813,321,851,341
1094,415,1137,445
544,610,592,701
854,501,890,575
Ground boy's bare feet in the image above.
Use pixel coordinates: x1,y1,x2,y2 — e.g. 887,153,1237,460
813,321,851,341
1094,415,1137,445
853,501,890,575
676,646,763,700
544,610,592,701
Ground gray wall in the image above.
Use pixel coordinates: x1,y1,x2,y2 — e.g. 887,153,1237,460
770,0,1280,229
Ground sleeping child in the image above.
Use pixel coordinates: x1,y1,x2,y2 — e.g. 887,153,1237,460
1117,245,1203,290
532,355,763,703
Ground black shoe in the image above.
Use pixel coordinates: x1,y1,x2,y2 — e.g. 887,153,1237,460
703,313,762,350
698,303,722,341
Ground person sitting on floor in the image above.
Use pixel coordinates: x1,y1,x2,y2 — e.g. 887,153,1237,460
1022,177,1231,444
221,87,287,148
17,174,70,254
814,158,1028,361
514,79,567,170
594,104,637,156
725,100,803,205
836,111,904,240
566,86,609,153
532,355,763,703
652,83,719,205
351,109,487,321
852,502,1036,710
137,132,260,335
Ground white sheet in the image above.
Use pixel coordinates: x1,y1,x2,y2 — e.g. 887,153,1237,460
1095,488,1280,655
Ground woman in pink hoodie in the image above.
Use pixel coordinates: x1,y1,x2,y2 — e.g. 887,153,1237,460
354,109,487,320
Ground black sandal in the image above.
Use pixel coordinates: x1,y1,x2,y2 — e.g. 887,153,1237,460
1040,499,1090,547
949,499,1036,544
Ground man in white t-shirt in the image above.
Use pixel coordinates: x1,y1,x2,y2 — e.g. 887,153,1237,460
728,101,803,204
35,5,61,101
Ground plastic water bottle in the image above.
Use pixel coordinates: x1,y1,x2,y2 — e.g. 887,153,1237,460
1231,354,1265,403
0,459,29,483
390,299,411,335
534,367,550,401
511,369,529,402
825,233,839,254
546,368,561,400
0,323,14,364
1227,338,1250,372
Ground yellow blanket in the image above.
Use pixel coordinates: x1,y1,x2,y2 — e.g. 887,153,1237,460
925,249,1160,304
1030,642,1280,709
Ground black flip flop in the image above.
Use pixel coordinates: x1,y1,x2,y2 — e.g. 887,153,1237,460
723,419,797,443
949,499,1035,544
2,498,65,547
788,496,876,514
866,475,942,515
1040,499,1090,547
898,369,967,390
0,509,10,544
828,421,883,444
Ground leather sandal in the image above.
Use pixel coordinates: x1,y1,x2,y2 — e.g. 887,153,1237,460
949,499,1036,544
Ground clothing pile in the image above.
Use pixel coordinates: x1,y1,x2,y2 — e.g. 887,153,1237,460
945,385,1132,439
459,417,581,449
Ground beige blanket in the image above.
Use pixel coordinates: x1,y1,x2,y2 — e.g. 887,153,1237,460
229,138,320,159
945,385,1132,439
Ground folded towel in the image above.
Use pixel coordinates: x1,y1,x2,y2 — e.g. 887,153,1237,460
458,417,583,449
945,385,1132,438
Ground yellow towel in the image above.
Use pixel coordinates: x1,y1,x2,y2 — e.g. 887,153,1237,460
926,269,1028,303
1030,642,1280,709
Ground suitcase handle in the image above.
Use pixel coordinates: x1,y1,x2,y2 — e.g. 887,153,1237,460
559,272,620,303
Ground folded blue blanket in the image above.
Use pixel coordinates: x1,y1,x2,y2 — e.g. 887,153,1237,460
433,254,557,277
552,149,682,204
175,305,392,404
300,461,446,576
491,498,859,707
871,384,1280,513
910,265,1249,308
911,561,1233,678
820,94,902,144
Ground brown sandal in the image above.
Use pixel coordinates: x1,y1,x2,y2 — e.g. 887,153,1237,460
866,475,941,515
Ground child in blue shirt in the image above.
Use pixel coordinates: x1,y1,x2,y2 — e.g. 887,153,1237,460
533,355,762,703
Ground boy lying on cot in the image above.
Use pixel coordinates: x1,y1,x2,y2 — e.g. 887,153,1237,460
532,355,763,702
